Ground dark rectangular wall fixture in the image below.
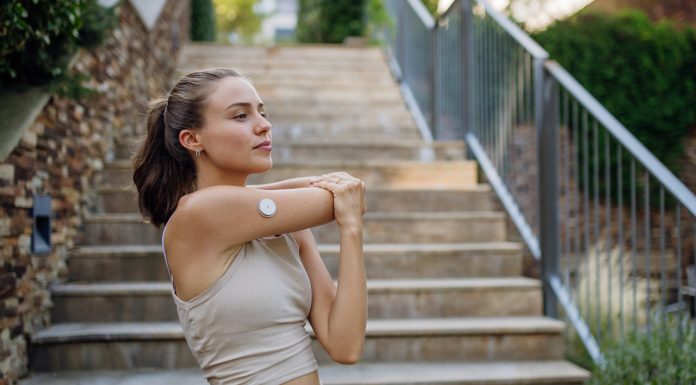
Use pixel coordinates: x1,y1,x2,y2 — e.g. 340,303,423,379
32,194,51,255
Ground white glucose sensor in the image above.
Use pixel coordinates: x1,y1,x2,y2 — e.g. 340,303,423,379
258,198,277,218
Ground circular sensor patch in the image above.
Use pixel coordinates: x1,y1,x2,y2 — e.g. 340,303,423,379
258,198,277,218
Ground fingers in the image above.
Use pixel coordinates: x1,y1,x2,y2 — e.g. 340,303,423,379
310,171,359,186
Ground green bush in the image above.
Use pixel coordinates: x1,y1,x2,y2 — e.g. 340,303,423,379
0,0,117,89
191,0,216,41
533,10,696,180
589,319,696,384
296,0,366,43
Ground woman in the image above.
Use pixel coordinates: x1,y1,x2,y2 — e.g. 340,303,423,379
132,68,367,384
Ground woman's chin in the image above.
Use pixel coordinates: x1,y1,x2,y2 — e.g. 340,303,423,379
251,158,273,174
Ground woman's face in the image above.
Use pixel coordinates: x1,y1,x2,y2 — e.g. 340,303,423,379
198,76,272,175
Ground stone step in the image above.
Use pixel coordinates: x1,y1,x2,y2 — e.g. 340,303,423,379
82,211,505,245
180,44,386,62
95,185,489,214
250,76,398,88
251,87,404,104
30,317,566,371
176,67,396,84
114,140,463,165
21,360,591,385
246,161,478,189
264,125,422,141
263,114,416,131
102,160,478,189
179,58,390,74
312,212,506,244
50,278,542,322
263,106,413,121
67,242,523,282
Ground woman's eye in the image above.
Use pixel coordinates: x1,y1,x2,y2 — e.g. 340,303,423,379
260,112,268,118
234,114,247,120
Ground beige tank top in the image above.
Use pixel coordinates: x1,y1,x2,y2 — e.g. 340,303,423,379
161,222,318,385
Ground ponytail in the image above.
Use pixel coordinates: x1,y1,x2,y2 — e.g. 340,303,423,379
132,98,195,228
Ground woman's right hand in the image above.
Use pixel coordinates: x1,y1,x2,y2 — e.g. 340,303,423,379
310,172,366,229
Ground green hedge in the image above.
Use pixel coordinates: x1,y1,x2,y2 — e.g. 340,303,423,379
533,10,696,178
1,0,117,89
296,0,366,43
589,319,696,384
191,0,216,41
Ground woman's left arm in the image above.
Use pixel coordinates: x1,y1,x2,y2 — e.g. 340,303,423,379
293,227,366,364
247,176,317,190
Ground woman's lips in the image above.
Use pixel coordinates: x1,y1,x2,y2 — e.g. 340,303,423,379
253,140,272,151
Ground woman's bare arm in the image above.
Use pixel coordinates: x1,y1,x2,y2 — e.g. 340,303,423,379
169,185,335,252
297,172,367,364
247,176,317,190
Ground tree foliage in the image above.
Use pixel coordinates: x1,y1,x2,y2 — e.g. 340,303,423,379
296,0,366,43
213,0,264,44
1,0,117,88
533,10,696,175
191,0,216,41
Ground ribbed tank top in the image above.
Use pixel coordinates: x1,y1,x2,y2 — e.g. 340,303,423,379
161,222,318,385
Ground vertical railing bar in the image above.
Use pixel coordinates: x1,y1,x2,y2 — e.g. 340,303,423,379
475,12,481,139
573,98,581,315
583,109,590,326
675,205,682,342
645,170,651,336
539,65,559,318
563,89,571,295
501,33,514,180
525,52,531,140
431,26,438,138
605,127,612,337
462,0,473,138
659,186,666,325
593,119,601,340
483,18,489,152
495,24,502,172
631,157,637,332
617,143,624,340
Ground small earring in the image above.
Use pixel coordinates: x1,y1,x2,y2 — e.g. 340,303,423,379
195,149,201,158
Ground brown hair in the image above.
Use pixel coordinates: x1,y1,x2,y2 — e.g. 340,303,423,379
132,68,243,228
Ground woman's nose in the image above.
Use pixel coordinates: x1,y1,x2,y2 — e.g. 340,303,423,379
256,114,271,134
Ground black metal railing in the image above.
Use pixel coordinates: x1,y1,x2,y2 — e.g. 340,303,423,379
384,0,696,365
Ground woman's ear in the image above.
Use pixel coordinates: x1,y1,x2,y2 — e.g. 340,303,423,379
179,129,202,153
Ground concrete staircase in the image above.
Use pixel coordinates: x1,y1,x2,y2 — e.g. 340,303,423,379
24,45,591,384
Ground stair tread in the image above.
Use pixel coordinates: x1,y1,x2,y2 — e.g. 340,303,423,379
33,317,565,343
96,184,492,193
70,242,523,257
21,360,591,384
106,159,475,169
52,277,541,295
84,211,506,222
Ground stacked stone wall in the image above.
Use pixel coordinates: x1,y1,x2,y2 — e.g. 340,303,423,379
0,1,190,383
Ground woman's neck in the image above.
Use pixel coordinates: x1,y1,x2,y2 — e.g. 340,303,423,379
195,167,248,189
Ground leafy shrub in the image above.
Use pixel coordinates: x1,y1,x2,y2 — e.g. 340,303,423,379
533,10,696,180
0,0,117,89
296,0,366,43
589,318,696,384
191,0,216,41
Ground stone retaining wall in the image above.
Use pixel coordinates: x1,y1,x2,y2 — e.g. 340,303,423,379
0,1,190,383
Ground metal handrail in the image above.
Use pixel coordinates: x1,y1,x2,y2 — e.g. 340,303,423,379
406,0,436,28
545,61,696,217
476,0,548,59
385,0,696,368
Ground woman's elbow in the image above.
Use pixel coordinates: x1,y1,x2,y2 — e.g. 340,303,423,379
328,344,364,365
